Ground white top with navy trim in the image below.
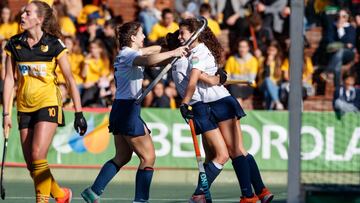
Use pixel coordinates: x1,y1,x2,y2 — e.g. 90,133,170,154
189,43,230,103
114,47,144,100
171,57,201,105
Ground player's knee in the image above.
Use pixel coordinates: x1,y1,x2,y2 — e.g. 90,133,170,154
140,153,156,167
31,148,46,160
113,153,132,167
214,151,229,165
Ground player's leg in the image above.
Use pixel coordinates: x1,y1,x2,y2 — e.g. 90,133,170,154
125,128,155,203
218,118,259,203
201,134,214,164
82,134,133,201
234,120,274,203
31,121,58,203
192,128,228,198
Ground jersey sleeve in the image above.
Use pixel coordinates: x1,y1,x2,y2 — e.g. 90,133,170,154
126,49,142,67
53,38,68,59
4,39,14,57
190,49,208,72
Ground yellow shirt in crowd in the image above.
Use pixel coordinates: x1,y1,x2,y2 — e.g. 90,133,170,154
56,52,85,85
148,22,179,42
206,17,221,37
59,16,77,37
0,22,19,41
84,57,110,84
281,57,314,85
225,53,259,86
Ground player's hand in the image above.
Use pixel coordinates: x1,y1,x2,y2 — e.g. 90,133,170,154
74,112,87,136
180,103,194,122
215,68,227,85
2,113,12,138
173,46,189,58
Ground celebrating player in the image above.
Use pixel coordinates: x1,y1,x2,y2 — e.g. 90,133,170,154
178,18,274,203
2,1,87,202
81,21,188,203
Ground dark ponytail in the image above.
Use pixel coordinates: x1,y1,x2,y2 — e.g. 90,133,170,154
31,0,62,38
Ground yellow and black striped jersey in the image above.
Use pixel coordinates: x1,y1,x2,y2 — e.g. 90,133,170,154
4,32,67,112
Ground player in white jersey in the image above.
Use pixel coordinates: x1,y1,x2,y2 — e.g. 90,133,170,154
178,18,274,203
81,22,188,203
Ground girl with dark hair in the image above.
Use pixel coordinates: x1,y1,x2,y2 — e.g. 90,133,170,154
259,40,285,110
81,21,188,203
178,18,273,203
2,1,87,203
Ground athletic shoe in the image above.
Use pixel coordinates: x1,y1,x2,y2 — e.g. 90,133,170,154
55,188,72,203
257,188,274,203
81,187,101,203
240,195,260,203
188,194,206,203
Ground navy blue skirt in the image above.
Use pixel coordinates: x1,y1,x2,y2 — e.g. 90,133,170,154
192,101,218,135
208,96,246,122
109,99,150,136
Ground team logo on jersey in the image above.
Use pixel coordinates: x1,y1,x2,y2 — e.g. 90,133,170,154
40,45,49,52
15,45,22,50
191,56,199,65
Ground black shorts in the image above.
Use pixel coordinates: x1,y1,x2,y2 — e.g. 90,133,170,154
17,106,65,130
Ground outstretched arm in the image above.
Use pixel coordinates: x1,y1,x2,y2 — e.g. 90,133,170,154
133,46,188,67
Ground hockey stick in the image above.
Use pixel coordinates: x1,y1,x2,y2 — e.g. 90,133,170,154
225,79,255,86
189,119,212,203
1,90,13,200
135,17,208,104
0,127,9,200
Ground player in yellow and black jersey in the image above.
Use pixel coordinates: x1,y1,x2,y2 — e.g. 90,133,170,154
2,1,87,203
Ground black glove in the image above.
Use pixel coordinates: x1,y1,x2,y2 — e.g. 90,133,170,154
74,112,87,136
215,68,227,85
179,103,194,122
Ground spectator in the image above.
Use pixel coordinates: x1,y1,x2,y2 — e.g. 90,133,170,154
81,39,111,107
247,13,274,58
97,18,122,64
280,55,315,108
324,8,356,88
175,0,203,19
209,0,252,47
65,36,85,90
199,3,221,37
258,40,284,110
54,3,77,37
151,82,171,107
165,81,179,109
137,0,161,37
77,18,102,54
225,38,258,105
148,8,179,44
77,3,105,26
256,0,288,35
0,6,19,41
333,72,360,118
59,0,83,22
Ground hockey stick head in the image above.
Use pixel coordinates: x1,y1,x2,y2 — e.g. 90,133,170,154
1,186,5,200
199,171,212,202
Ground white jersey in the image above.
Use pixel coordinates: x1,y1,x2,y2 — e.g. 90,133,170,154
171,57,201,105
189,43,230,103
114,47,144,100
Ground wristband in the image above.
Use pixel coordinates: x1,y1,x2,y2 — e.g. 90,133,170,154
2,112,9,117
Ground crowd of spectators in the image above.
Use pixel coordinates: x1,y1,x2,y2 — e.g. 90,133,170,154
0,0,360,113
